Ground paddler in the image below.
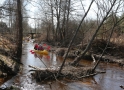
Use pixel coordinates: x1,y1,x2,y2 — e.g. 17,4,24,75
34,43,39,50
38,44,44,51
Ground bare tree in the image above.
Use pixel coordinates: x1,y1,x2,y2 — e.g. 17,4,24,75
58,0,95,75
71,0,119,66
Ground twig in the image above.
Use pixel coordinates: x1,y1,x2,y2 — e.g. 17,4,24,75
91,54,96,63
28,65,42,70
37,55,48,68
78,73,97,79
53,74,67,86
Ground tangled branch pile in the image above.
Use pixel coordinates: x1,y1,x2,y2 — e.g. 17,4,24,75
30,64,95,82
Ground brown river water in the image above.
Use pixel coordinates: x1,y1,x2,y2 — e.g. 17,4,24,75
0,42,124,90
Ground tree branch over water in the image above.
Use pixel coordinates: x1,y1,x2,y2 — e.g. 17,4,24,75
71,0,118,66
58,0,95,76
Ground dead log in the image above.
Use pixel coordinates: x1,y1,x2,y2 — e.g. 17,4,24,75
0,54,21,76
31,69,59,82
120,85,124,89
29,64,96,82
93,54,124,66
78,73,97,79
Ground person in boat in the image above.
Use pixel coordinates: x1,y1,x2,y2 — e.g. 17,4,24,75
38,44,44,51
34,43,39,50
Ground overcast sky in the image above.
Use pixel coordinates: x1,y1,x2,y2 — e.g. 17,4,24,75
26,0,98,28
1,0,123,28
0,0,5,5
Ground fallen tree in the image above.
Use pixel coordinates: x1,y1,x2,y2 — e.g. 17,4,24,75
93,54,124,66
0,54,22,77
29,64,96,82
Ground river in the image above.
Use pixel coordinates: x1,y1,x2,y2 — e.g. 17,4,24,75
0,42,124,90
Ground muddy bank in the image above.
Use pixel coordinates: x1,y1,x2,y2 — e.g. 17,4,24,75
90,39,124,65
54,39,124,65
0,35,21,81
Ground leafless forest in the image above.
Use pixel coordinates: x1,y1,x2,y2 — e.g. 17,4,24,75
0,0,124,88
0,0,124,55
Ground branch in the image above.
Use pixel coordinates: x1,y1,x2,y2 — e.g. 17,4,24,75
57,0,95,76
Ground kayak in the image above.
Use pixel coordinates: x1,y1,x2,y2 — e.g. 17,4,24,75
33,50,49,55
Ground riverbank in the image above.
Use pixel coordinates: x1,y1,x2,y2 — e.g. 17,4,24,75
0,41,124,90
0,35,21,78
54,39,124,66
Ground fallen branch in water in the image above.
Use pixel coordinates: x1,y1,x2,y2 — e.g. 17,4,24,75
29,64,96,82
53,74,67,86
77,73,97,79
91,54,96,63
29,65,44,70
120,85,124,89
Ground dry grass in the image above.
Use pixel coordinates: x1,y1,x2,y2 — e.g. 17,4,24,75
0,35,16,53
110,34,124,45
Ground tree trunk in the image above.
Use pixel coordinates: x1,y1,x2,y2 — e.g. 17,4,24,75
65,0,71,38
16,0,23,61
50,0,55,41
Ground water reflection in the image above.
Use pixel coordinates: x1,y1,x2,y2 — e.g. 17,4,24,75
0,42,124,90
